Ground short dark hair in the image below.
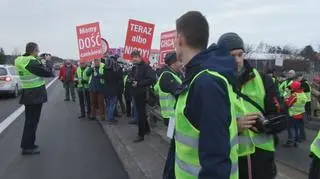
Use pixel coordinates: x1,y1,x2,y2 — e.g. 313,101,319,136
176,11,209,50
25,42,38,55
164,51,177,66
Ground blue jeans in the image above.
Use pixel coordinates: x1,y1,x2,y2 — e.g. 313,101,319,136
131,99,138,121
105,96,117,121
288,117,302,142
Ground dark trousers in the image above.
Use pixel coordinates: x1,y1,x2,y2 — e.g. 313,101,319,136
163,138,175,179
117,93,125,114
21,104,43,150
64,81,75,100
288,118,303,142
78,88,91,116
306,102,312,116
239,148,276,179
134,93,150,137
125,99,132,117
309,155,320,179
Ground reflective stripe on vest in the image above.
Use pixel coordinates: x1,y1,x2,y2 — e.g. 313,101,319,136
15,56,45,89
311,131,320,159
175,69,238,179
235,99,256,156
252,134,273,145
123,75,128,91
175,131,198,149
289,93,307,116
76,67,84,88
241,69,275,152
154,71,182,119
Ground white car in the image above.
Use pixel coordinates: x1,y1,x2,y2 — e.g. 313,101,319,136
0,65,22,97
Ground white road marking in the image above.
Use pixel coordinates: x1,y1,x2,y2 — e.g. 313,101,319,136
0,77,58,134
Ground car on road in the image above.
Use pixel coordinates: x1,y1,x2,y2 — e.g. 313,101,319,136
0,65,22,97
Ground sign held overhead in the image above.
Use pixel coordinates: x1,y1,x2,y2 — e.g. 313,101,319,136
123,19,155,62
76,22,103,62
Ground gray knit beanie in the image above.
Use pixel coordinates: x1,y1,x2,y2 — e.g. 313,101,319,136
217,32,244,51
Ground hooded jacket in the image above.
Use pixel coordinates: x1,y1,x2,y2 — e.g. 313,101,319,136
180,44,238,179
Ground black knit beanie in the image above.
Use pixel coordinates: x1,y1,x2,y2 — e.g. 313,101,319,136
217,32,244,52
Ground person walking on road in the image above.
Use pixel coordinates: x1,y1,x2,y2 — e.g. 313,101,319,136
128,50,156,143
75,62,91,119
153,52,183,179
59,60,76,102
86,59,105,121
173,11,239,179
15,42,54,155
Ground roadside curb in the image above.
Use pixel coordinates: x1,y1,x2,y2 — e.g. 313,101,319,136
98,121,147,179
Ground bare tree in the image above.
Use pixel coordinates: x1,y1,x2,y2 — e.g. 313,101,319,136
244,44,254,54
0,47,4,55
0,48,5,64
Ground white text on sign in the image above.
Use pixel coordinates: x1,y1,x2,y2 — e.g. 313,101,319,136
78,33,101,50
132,35,147,44
79,27,97,34
124,46,149,58
161,39,174,48
130,24,153,35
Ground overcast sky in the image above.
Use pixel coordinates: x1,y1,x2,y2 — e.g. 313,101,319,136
1,0,319,59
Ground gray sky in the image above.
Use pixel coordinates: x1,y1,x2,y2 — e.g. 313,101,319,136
1,0,319,59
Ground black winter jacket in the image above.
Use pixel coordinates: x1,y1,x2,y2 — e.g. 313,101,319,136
127,61,156,96
19,56,54,105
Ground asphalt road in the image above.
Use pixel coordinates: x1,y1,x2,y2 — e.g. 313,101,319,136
0,79,129,179
0,78,53,123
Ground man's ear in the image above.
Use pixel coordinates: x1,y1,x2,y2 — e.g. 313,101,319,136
178,34,185,47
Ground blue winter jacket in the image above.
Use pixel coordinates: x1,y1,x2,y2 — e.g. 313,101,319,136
180,44,238,179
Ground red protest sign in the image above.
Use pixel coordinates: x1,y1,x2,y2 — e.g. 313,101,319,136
160,30,176,65
76,22,103,62
123,19,155,62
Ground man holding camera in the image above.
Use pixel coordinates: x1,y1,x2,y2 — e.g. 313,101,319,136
127,50,156,143
15,42,54,155
217,33,284,179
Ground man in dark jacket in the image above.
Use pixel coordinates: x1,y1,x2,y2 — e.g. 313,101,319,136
173,11,239,179
15,42,54,155
128,50,156,143
103,57,121,124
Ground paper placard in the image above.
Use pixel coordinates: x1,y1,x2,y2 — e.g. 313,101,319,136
167,117,175,139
